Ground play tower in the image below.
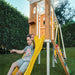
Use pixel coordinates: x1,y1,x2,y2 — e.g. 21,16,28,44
10,0,70,75
27,0,70,75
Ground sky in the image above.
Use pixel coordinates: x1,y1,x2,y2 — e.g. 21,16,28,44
5,0,75,18
5,0,30,17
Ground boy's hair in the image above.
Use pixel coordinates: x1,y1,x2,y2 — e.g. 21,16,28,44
31,33,34,36
26,34,31,38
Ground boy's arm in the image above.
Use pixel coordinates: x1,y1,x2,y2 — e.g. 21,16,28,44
10,49,24,54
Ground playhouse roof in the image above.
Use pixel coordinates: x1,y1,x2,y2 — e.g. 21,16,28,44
27,0,44,4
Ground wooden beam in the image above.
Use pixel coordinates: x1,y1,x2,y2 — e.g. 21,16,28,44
29,2,37,34
28,17,36,24
45,0,51,39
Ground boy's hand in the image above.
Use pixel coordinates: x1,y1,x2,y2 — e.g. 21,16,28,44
10,49,16,53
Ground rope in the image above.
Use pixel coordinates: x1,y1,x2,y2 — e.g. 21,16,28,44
54,27,56,41
58,28,60,47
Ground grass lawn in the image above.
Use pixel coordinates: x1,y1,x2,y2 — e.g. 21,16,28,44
0,47,75,75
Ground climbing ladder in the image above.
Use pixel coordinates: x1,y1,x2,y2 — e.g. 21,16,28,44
52,40,70,75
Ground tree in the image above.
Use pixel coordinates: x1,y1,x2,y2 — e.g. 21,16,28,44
0,0,29,50
55,0,75,25
62,23,75,47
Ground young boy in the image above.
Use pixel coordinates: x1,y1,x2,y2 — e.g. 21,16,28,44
7,34,34,75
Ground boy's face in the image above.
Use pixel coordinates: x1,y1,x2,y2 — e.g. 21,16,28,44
31,35,34,41
27,37,32,45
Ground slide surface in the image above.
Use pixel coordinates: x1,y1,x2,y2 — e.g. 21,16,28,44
12,35,45,75
52,40,70,75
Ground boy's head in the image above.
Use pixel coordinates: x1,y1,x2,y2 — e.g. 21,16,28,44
26,34,32,45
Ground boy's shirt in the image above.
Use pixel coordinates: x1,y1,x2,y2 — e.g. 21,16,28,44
22,45,34,62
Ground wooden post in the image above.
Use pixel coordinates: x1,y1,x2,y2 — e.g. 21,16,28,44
45,0,51,39
52,47,55,67
45,0,51,75
29,4,33,34
47,42,50,75
59,24,67,59
45,40,51,75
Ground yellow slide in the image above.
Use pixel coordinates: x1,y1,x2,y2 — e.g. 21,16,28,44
12,35,45,75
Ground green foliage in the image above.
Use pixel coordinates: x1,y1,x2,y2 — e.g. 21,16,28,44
55,0,75,25
0,0,29,50
62,23,75,47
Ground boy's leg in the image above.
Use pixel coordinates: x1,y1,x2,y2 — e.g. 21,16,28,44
54,55,57,63
17,62,29,74
16,70,22,75
7,61,18,75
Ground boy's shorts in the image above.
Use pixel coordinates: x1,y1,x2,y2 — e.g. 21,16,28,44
17,59,29,73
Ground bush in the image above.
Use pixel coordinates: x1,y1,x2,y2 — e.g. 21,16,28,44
62,23,75,47
0,0,29,50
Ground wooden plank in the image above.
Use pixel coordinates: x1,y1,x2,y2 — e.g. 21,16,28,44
29,2,37,35
30,2,37,18
28,0,40,4
52,40,70,75
28,17,36,24
29,24,31,34
45,0,50,39
30,4,33,18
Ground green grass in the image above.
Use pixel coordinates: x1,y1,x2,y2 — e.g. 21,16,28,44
0,47,75,75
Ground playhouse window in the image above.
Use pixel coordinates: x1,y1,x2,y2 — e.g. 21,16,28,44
43,16,45,25
43,21,45,25
33,7,36,14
